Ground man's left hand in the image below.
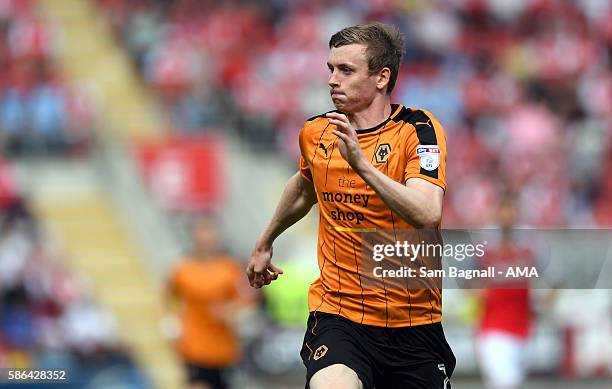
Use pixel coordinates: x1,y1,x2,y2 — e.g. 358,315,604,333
326,112,367,172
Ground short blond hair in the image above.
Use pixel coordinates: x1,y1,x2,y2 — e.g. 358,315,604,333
329,22,405,94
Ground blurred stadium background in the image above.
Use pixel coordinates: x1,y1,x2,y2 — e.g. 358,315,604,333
0,0,610,388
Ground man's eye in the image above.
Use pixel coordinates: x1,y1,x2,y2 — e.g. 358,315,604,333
342,69,353,75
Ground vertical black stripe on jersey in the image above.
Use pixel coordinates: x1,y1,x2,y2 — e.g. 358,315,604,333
378,161,395,327
391,209,412,324
385,130,399,242
310,122,331,182
409,110,439,179
416,229,436,324
378,242,389,327
319,238,328,283
389,209,412,324
324,140,335,187
333,235,343,315
386,160,413,325
313,215,327,314
365,126,384,192
351,236,365,324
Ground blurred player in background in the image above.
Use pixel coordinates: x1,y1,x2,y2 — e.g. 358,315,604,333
166,218,252,389
476,195,556,389
247,23,454,389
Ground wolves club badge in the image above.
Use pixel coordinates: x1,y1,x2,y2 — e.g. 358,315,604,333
416,145,440,171
375,143,391,163
313,345,328,360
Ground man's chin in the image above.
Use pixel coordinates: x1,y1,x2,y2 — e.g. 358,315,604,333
331,99,349,112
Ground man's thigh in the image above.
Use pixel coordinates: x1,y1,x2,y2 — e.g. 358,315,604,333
301,313,374,389
309,364,363,389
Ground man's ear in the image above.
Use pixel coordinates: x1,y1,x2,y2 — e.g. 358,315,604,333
377,67,391,91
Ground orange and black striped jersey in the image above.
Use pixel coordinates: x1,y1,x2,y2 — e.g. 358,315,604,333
299,104,447,327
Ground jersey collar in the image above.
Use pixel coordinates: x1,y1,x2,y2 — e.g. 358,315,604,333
355,104,403,134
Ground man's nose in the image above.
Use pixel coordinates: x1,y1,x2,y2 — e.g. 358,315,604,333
328,72,339,88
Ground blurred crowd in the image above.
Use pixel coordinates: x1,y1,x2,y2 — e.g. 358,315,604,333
0,0,94,158
99,0,612,228
0,159,147,385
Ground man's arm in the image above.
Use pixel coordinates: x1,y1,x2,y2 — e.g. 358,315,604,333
327,112,443,228
160,273,182,342
247,172,318,288
358,170,442,228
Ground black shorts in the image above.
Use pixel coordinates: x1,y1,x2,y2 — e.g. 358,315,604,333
300,312,455,389
185,363,228,389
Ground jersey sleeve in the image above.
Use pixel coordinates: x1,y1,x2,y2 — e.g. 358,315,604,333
403,111,447,191
298,125,313,182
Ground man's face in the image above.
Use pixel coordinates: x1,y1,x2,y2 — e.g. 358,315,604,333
498,203,517,230
327,44,380,113
193,221,219,254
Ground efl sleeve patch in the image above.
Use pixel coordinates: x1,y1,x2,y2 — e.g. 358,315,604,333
416,145,440,171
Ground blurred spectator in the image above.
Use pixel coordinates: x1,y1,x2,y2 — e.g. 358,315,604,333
166,217,254,389
0,0,94,158
475,196,534,389
475,195,558,388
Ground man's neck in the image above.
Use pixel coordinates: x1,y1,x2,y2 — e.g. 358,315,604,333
193,249,216,259
347,96,392,130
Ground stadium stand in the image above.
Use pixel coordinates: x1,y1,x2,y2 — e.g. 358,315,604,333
0,0,183,387
0,0,93,158
0,158,149,387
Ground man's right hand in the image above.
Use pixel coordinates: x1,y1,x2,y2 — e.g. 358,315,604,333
246,243,284,288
